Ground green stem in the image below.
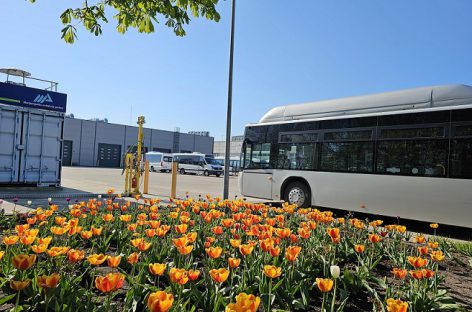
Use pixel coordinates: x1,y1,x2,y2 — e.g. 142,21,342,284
45,292,49,312
267,279,272,312
330,280,337,312
321,292,326,312
15,291,20,310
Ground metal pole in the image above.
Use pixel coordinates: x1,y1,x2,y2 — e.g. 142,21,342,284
223,0,236,200
171,161,178,198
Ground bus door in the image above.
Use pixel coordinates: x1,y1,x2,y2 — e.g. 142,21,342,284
241,143,273,199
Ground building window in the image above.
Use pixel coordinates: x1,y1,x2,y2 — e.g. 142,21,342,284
320,142,373,173
324,130,372,141
376,140,448,177
278,143,316,170
380,127,444,139
450,139,472,179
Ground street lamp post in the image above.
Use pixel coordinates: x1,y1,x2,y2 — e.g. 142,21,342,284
223,0,236,200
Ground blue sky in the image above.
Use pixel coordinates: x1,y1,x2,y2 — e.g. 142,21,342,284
1,0,471,140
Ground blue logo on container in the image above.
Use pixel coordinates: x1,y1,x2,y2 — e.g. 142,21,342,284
33,93,53,104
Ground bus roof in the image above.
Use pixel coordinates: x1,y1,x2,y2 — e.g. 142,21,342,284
258,84,472,124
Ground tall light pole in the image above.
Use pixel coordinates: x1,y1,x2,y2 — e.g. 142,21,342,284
223,0,236,200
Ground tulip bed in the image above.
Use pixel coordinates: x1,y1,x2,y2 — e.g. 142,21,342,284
0,193,468,311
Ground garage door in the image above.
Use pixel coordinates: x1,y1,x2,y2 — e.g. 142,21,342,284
97,143,121,168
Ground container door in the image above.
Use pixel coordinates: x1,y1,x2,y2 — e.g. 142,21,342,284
62,140,73,166
20,112,63,185
0,107,21,183
97,143,121,167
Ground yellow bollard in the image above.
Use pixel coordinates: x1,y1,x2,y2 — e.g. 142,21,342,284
171,161,178,199
143,160,150,194
124,153,132,196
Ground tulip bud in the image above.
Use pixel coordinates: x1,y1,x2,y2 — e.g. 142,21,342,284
27,200,32,206
330,265,340,279
48,198,52,202
98,195,102,199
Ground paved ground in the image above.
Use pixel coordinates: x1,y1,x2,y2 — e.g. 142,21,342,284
61,167,243,200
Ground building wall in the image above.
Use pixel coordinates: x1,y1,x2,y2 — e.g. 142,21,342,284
213,136,243,158
63,117,214,167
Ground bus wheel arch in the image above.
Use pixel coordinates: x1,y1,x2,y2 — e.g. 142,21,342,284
281,177,312,208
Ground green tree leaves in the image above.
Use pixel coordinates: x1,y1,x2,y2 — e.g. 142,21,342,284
30,0,221,44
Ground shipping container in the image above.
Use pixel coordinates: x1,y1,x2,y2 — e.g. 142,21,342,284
0,104,64,186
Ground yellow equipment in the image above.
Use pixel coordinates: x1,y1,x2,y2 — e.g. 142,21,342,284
123,116,146,197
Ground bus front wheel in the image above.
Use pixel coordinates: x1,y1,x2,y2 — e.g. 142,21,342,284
284,181,311,208
179,168,186,175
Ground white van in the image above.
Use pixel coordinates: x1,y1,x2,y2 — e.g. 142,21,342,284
145,152,173,172
173,153,223,177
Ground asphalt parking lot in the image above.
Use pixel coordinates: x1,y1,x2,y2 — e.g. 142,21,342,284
61,167,242,200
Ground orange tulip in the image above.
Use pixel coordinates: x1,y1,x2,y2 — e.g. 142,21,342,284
409,270,424,279
415,235,426,244
149,263,166,276
137,240,152,252
3,235,19,246
275,228,291,239
206,247,223,259
95,272,125,293
428,241,439,249
91,226,103,236
239,244,254,256
354,244,365,253
225,292,260,312
36,236,52,246
392,268,407,279
12,254,36,270
221,219,234,228
147,290,174,312
285,246,302,262
88,254,108,266
430,250,445,262
268,246,281,257
228,257,241,269
107,255,122,268
127,252,139,264
174,224,188,234
50,226,68,236
46,246,70,257
418,246,429,255
210,268,230,283
29,242,46,253
102,214,114,222
37,273,60,290
429,223,439,229
386,298,408,312
54,216,67,226
10,279,30,291
80,231,93,239
407,256,428,268
169,268,189,285
315,278,333,292
368,234,382,244
212,226,224,235
67,249,85,263
326,228,340,239
20,235,36,246
177,244,194,255
0,251,4,261
188,269,200,281
172,237,189,248
120,214,132,222
186,232,197,243
263,265,282,279
422,269,435,278
15,224,30,235
230,239,241,248
395,225,406,233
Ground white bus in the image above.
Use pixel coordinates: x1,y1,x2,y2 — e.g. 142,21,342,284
239,84,472,228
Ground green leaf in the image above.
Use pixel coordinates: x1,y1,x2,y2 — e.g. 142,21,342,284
0,293,16,305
